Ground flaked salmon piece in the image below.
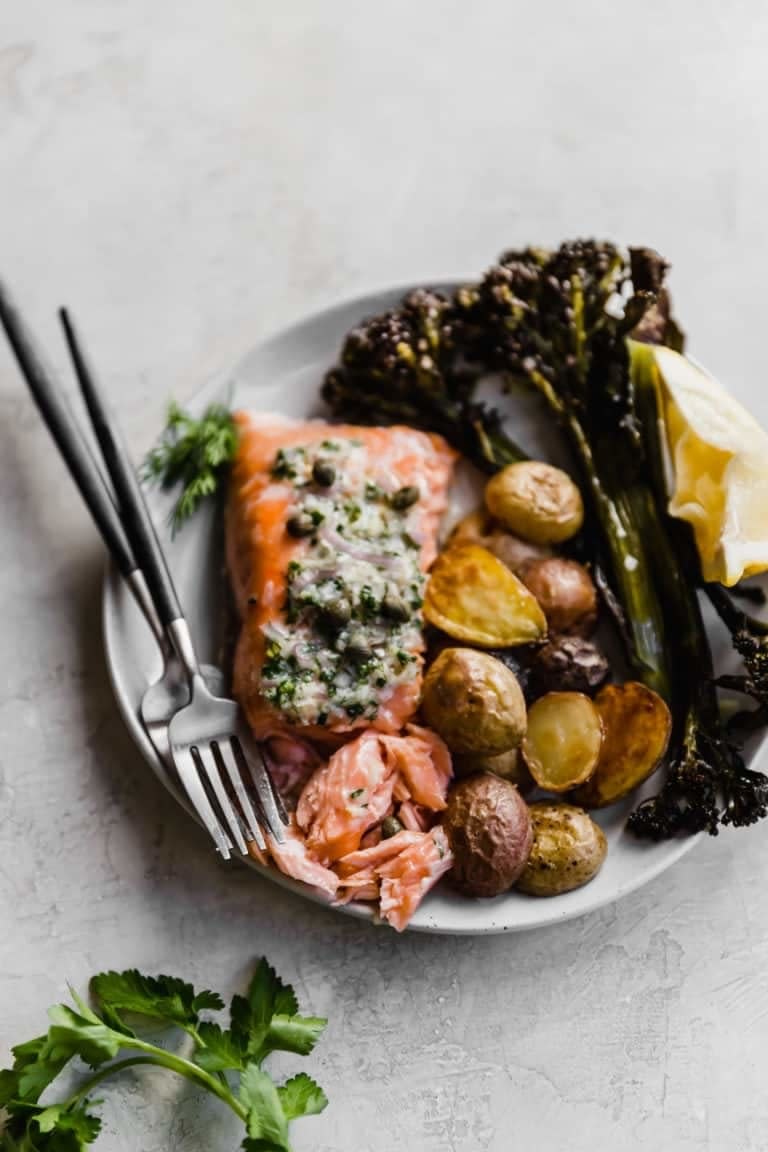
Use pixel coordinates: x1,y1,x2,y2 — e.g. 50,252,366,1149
249,727,455,928
397,799,432,832
226,412,456,741
335,829,425,878
378,827,454,932
337,880,380,905
381,727,453,811
359,826,383,851
406,724,453,788
392,777,411,804
249,818,339,900
296,731,396,862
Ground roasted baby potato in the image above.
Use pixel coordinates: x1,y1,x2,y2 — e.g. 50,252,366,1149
424,543,547,647
444,773,533,897
530,635,610,696
485,461,584,545
453,746,535,793
522,691,603,792
520,557,598,636
450,508,551,573
571,682,672,809
421,648,527,756
516,803,607,896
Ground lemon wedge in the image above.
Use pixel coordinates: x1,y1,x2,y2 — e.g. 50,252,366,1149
645,344,768,586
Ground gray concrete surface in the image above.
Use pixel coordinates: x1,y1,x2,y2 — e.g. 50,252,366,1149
2,2,768,1149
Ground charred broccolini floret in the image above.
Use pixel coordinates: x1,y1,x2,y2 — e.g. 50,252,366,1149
322,289,527,472
707,584,768,726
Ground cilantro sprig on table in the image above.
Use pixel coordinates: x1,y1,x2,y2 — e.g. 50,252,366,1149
0,959,327,1152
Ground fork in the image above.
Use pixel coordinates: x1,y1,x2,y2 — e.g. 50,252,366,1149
0,281,286,859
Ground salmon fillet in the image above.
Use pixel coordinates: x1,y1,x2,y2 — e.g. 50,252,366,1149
227,412,457,741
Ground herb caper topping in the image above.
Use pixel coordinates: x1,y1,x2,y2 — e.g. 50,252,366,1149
391,485,420,510
321,597,351,627
381,590,410,622
286,512,316,538
312,459,336,487
381,816,404,839
345,630,371,662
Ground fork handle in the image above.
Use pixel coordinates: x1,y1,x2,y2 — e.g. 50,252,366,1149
0,281,136,580
60,308,184,630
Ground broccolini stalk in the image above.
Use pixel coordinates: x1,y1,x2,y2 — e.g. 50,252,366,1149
451,242,672,699
627,344,768,835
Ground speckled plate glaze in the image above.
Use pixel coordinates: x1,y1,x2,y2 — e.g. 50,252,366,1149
103,285,767,934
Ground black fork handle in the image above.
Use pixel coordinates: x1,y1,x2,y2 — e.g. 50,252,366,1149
0,281,136,581
59,307,182,628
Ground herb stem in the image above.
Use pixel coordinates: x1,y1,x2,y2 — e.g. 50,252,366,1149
66,1057,158,1105
115,1037,247,1120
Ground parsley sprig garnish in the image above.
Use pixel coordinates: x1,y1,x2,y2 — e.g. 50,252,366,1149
143,401,238,534
0,959,327,1152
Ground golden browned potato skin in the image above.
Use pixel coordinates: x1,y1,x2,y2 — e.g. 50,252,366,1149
516,803,607,896
444,774,533,897
520,556,598,636
570,682,672,808
485,461,584,544
421,648,527,756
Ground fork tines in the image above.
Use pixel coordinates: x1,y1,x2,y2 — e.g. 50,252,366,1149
175,732,284,859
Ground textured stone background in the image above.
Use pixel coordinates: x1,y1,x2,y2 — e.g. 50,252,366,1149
2,3,768,1149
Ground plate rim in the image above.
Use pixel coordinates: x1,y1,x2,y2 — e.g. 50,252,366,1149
102,281,731,935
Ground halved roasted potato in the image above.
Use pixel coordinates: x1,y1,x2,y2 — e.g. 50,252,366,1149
522,691,603,792
424,543,547,647
570,681,672,809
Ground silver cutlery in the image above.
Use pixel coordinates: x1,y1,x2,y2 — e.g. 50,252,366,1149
0,282,286,858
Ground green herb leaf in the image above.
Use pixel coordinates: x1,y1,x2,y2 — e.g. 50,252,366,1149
277,1073,328,1120
42,1005,120,1067
260,1016,327,1061
239,1065,290,1152
144,401,237,534
90,970,223,1031
35,1103,102,1143
192,1022,245,1073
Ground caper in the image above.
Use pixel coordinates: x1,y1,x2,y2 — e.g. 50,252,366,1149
345,630,371,662
312,459,336,487
391,485,420,510
381,816,404,839
286,512,315,538
381,590,410,622
321,597,351,627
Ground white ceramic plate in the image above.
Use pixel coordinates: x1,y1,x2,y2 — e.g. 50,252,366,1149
103,284,767,934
